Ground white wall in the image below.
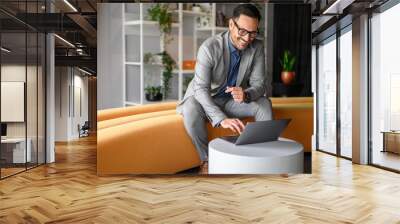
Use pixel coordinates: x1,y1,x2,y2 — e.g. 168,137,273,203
1,66,26,136
98,3,124,110
1,65,36,138
55,66,70,141
1,82,25,122
1,63,46,164
55,67,89,141
72,73,89,138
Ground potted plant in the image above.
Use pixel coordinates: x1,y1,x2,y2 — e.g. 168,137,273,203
144,86,163,101
156,51,176,99
191,4,202,13
280,50,296,85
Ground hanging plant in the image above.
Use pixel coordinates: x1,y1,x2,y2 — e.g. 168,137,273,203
148,4,174,44
156,51,176,99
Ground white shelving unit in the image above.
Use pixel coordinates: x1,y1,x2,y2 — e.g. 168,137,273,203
121,3,245,106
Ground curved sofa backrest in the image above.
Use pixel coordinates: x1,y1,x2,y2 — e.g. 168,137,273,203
97,101,178,122
270,97,313,106
98,109,177,130
97,98,313,122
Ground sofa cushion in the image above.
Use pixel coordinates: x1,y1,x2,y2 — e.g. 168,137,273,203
98,109,177,130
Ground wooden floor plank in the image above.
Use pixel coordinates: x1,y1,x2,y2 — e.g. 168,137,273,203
0,135,400,223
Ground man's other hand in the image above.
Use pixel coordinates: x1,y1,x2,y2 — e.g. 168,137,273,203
225,87,244,103
220,118,245,134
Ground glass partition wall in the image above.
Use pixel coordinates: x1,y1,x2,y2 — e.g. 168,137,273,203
317,35,337,155
370,2,400,171
317,0,400,171
0,2,46,179
316,25,353,159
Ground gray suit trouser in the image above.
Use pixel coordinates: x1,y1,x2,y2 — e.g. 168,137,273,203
179,96,273,162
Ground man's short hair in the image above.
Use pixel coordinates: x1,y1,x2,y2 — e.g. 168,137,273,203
232,4,261,21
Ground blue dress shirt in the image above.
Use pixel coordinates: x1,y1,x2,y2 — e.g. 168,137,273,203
215,36,241,98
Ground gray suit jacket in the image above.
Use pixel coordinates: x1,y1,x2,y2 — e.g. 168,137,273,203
177,31,268,127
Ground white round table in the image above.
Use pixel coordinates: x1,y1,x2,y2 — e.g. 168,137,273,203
208,138,304,174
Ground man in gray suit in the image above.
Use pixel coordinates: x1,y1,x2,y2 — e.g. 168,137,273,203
177,4,272,171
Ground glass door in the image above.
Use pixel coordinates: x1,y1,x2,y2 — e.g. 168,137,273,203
339,26,352,159
317,35,337,155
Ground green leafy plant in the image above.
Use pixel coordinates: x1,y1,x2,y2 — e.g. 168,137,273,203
280,50,296,72
147,4,173,34
156,51,176,99
144,85,162,101
144,86,162,95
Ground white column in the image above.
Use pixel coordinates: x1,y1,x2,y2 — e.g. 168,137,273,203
312,45,317,151
46,33,55,163
178,3,183,100
352,14,369,164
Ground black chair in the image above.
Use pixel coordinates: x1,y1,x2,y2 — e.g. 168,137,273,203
79,121,90,138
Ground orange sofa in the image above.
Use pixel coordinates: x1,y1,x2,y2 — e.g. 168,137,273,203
97,97,313,175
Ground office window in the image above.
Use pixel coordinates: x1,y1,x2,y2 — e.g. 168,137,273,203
371,2,400,171
339,28,352,158
317,36,337,154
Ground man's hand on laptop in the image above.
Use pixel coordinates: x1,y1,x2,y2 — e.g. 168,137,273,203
225,87,244,103
220,118,245,134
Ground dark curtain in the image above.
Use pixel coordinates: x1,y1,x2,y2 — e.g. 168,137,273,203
272,4,312,96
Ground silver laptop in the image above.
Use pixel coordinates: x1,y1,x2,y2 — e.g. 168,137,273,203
221,119,291,145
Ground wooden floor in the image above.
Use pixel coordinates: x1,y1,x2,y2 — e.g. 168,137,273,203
1,167,26,178
1,136,400,223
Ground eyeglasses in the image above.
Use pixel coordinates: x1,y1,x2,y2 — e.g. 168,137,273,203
232,19,259,38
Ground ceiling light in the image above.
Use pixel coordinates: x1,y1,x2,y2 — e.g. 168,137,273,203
1,47,11,53
76,48,85,55
78,67,92,76
63,0,78,12
54,34,75,48
322,0,354,15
